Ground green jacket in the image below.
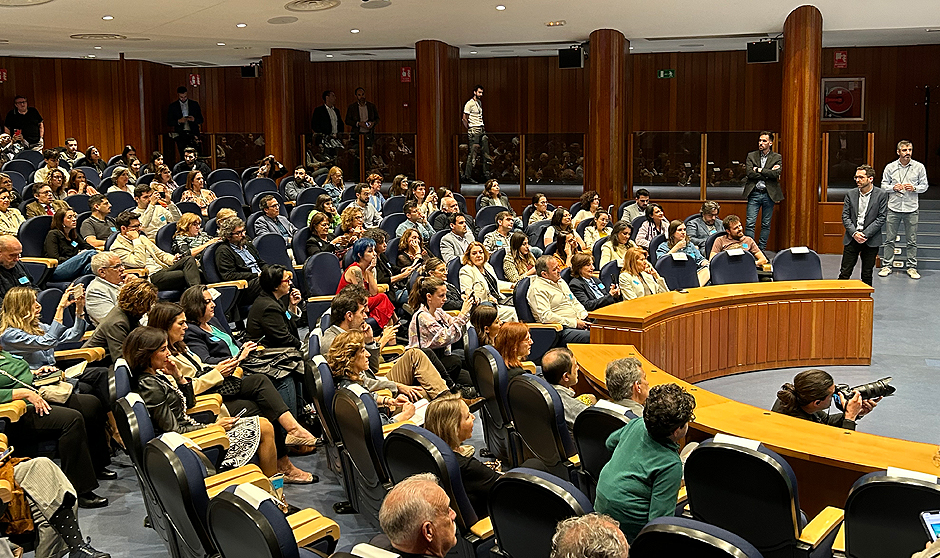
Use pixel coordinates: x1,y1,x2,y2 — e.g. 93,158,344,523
0,351,35,403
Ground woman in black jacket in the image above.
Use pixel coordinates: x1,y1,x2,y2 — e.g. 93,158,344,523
568,253,620,311
305,212,341,258
43,208,95,281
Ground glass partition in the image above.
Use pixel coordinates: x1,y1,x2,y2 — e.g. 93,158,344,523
456,133,522,198
826,130,868,202
366,133,416,183
631,132,702,199
303,133,360,183
161,133,264,174
705,131,758,201
524,133,585,198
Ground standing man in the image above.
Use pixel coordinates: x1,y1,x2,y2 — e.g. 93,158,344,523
840,165,888,287
3,95,43,150
168,86,204,159
743,131,783,250
311,90,343,152
462,85,489,182
345,87,379,141
879,140,928,279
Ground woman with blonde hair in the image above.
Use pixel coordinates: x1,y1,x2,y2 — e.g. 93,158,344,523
172,213,218,257
618,246,668,300
323,166,344,204
459,241,517,323
492,321,531,378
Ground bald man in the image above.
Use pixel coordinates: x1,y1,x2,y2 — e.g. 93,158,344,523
378,473,458,558
0,235,33,300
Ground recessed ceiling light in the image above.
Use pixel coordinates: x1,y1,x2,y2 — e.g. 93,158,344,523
545,20,566,27
469,51,477,54
495,4,506,10
350,28,360,33
94,46,102,50
236,23,247,28
217,42,226,46
326,54,333,58
101,15,113,20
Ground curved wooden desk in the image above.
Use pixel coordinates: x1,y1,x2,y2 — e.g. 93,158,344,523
570,344,940,517
588,280,874,383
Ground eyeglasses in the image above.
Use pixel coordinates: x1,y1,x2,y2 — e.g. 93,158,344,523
231,230,246,236
104,264,126,270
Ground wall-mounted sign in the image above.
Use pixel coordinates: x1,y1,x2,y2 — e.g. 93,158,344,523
834,51,848,69
189,73,201,87
657,69,675,79
822,77,865,121
401,67,412,83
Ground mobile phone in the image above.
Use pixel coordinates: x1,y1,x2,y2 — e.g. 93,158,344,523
922,511,940,542
0,446,14,463
233,408,247,419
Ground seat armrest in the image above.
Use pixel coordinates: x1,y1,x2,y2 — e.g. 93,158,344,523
382,420,415,436
374,389,393,399
205,464,272,498
499,288,513,294
797,506,843,547
376,362,392,376
187,396,221,417
287,508,341,547
567,453,580,466
207,280,249,290
528,323,563,331
0,402,27,423
124,268,149,277
381,345,404,356
20,257,58,267
184,425,230,451
307,296,335,303
196,393,223,406
376,284,388,293
521,361,538,375
55,347,105,362
831,523,845,555
469,517,493,538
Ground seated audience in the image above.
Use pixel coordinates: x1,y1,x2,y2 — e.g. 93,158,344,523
83,146,107,176
83,277,157,358
772,368,876,430
86,251,125,326
44,168,68,201
543,347,595,431
529,192,552,224
408,276,474,390
0,187,24,236
216,217,265,302
433,195,477,235
635,203,666,249
479,179,522,230
153,164,179,197
366,173,385,214
618,246,667,300
545,208,585,250
180,285,251,365
621,188,650,223
127,157,142,183
420,257,461,311
353,182,381,228
305,212,341,257
124,326,280,477
253,194,297,244
483,211,514,254
0,133,26,163
141,151,164,175
172,147,210,176
111,210,201,292
118,145,136,167
246,264,302,350
584,209,611,247
551,514,630,558
26,183,69,218
504,231,536,282
365,229,412,305
339,238,396,328
527,255,590,345
656,219,709,286
378,473,458,558
605,357,648,417
66,168,97,196
599,220,637,268
0,285,86,371
283,166,314,202
569,253,620,311
133,183,181,239
397,201,434,241
686,200,723,251
180,170,215,218
60,137,85,166
492,321,531,379
33,149,60,184
407,180,438,219
43,209,95,281
322,166,344,205
595,383,696,543
440,213,475,263
397,228,428,270
388,174,408,198
254,155,286,180
424,394,498,517
470,304,501,347
573,190,601,227
459,242,517,323
80,194,115,249
107,166,133,196
0,236,33,298
337,205,365,244
709,214,768,267
171,213,218,257
551,230,577,270
0,173,22,208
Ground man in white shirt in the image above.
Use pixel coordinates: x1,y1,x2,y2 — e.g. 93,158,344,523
133,183,181,239
879,139,929,279
527,255,590,346
111,210,201,291
354,183,381,228
33,149,59,183
439,214,474,263
86,251,126,325
461,84,489,182
543,348,596,432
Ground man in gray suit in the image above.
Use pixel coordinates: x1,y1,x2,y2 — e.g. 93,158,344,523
839,165,888,286
743,131,783,250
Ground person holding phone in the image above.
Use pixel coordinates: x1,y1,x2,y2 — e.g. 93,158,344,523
407,277,475,395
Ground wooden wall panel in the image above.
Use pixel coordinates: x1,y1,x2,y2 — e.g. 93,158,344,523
165,66,265,133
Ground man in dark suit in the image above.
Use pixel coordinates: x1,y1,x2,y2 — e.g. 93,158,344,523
311,90,343,137
839,165,888,286
215,216,265,308
344,87,380,139
743,131,783,250
168,86,204,158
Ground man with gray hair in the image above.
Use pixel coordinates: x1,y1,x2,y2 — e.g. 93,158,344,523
605,357,649,418
527,255,590,346
378,473,458,558
215,216,265,306
86,251,126,325
551,513,629,558
0,235,32,300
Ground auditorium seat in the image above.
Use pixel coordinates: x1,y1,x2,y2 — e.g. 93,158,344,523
253,233,292,270
575,217,594,239
106,190,136,214
655,252,701,291
599,260,620,291
64,193,90,214
704,231,727,259
592,236,606,265
379,213,406,240
470,346,526,467
245,213,262,240
2,159,35,178
542,241,557,256
383,195,406,216
489,248,507,281
572,406,629,501
5,170,27,194
709,250,759,285
631,517,764,558
429,229,447,260
209,180,243,204
207,196,245,221
75,167,99,187
446,257,462,290
155,222,176,253
477,223,497,243
295,187,327,207
648,233,666,262
773,248,823,281
206,168,239,186
290,204,316,230
250,191,288,217
244,178,277,204
13,150,43,167
176,201,202,217
629,215,647,242
476,205,503,228
291,227,310,265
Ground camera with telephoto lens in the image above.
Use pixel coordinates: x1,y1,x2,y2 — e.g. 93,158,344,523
833,377,896,411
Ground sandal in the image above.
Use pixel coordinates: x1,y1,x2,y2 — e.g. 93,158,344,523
282,468,319,485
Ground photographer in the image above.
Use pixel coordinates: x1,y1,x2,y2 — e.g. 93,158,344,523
771,369,878,430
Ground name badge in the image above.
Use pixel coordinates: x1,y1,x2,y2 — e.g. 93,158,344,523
285,311,292,320
160,216,166,222
70,241,78,247
110,227,117,232
209,336,221,342
742,243,749,250
17,276,29,284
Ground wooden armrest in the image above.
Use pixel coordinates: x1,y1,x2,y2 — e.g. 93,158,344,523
306,296,334,303
528,323,563,331
205,464,272,498
0,479,11,504
831,524,845,554
284,200,295,206
469,517,493,538
445,310,460,316
377,362,392,376
232,366,243,378
382,420,415,435
207,280,249,290
184,425,230,451
20,257,58,267
677,485,687,504
521,361,538,375
196,393,223,406
81,331,93,341
381,345,404,356
287,508,341,547
499,288,513,294
124,268,149,277
375,389,393,399
376,284,388,293
797,506,843,547
54,347,105,362
294,264,304,271
567,453,580,466
187,399,221,416
0,401,27,423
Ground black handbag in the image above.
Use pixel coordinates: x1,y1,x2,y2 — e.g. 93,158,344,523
240,347,306,380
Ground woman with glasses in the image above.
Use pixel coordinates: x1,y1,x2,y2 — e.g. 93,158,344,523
573,190,601,228
0,187,24,235
171,213,219,257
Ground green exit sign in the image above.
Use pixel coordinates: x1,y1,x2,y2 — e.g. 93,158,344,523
657,69,676,79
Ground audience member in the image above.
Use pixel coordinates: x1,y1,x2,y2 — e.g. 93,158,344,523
0,187,24,236
378,473,458,558
530,192,552,224
322,166,344,205
180,169,215,218
180,285,255,365
573,190,600,227
118,146,136,167
397,228,427,270
743,131,783,250
569,253,619,311
283,166,314,202
841,165,889,286
0,285,86,371
459,242,517,322
634,203,666,249
338,238,396,328
545,208,585,250
551,230,577,270
492,322,531,378
34,149,60,184
551,514,630,558
389,174,409,198
439,213,474,263
419,257,462,311
42,209,94,281
503,231,535,282
583,210,611,247
171,213,218,257
0,133,26,162
111,210,201,292
483,211,514,253
686,200,723,251
141,151,164,175
345,86,380,137
709,214,768,267
434,195,477,234
86,251,125,326
66,167,97,196
595,383,696,542
621,188,650,223
172,147,210,176
598,220,636,268
311,90,343,139
305,212,341,258
107,167,133,196
59,137,85,166
216,216,265,303
307,194,340,230
543,347,595,430
397,201,434,241
0,236,33,298
26,183,69,218
407,181,438,219
254,155,286,180
352,182,381,228
605,357,648,417
153,164,179,197
133,183,181,239
0,173,22,208
527,255,589,345
4,96,44,148
168,87,204,158
470,303,501,347
83,146,107,176
79,195,114,250
618,246,667,300
656,220,709,286
246,264,303,349
83,277,157,358
366,173,385,214
254,194,296,243
127,157,142,183
479,179,521,230
408,276,474,391
772,369,876,430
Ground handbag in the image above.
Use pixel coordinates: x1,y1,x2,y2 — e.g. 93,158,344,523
241,347,306,380
0,368,73,404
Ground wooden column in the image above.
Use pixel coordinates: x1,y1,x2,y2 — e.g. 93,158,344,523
415,40,459,190
263,48,308,170
586,29,630,212
781,5,822,248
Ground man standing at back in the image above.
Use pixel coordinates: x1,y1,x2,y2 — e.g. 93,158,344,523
879,140,928,279
462,85,489,182
743,131,782,250
840,165,888,287
168,86,204,158
3,95,43,150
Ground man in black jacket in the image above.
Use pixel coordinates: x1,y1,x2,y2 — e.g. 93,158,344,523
345,87,380,139
0,235,33,301
168,86,204,158
215,217,265,307
742,131,783,250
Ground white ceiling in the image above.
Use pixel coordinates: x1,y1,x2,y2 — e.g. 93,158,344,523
0,0,938,65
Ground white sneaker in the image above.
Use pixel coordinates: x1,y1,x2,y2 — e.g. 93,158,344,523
908,268,921,279
878,267,892,277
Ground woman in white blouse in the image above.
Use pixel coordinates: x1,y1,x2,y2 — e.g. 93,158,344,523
583,209,612,248
458,241,517,323
618,246,668,300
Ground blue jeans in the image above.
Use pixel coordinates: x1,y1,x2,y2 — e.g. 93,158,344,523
745,189,775,250
50,250,94,281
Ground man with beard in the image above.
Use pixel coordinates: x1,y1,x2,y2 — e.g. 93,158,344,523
709,214,767,268
215,216,266,304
